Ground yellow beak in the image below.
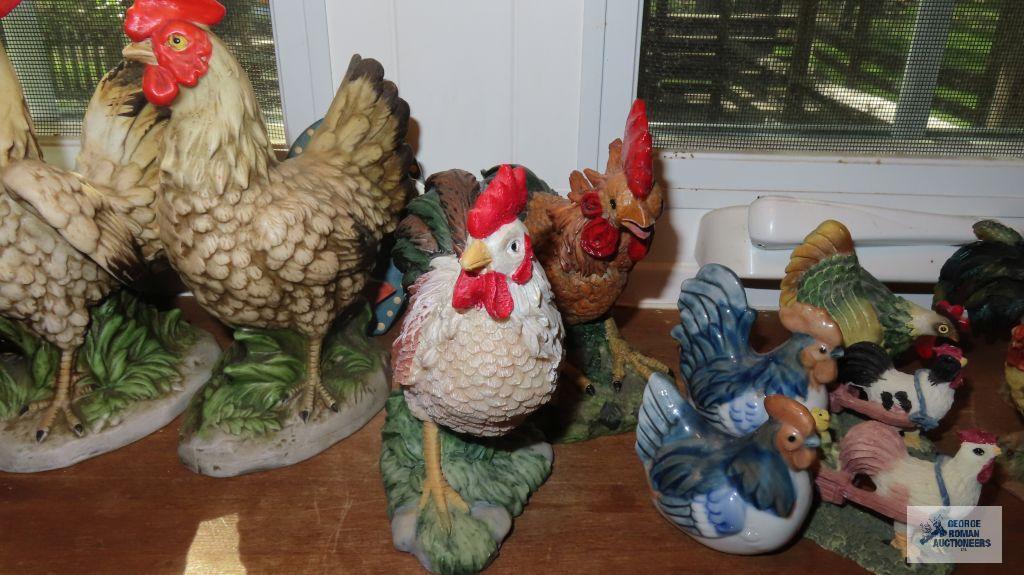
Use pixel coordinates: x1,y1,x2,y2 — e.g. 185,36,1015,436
993,446,1003,457
960,356,969,367
123,39,159,65
460,241,492,272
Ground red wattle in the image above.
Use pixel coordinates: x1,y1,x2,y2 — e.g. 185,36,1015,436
977,460,995,484
452,271,514,320
628,234,652,262
143,65,180,107
580,218,619,259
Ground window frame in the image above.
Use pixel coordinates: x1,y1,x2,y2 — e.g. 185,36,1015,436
578,0,1024,202
268,0,334,146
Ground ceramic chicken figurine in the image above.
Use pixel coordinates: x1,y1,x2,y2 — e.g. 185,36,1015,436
831,341,966,432
674,263,843,436
636,373,821,554
935,220,1024,337
521,99,667,393
8,0,413,474
381,166,562,573
389,101,665,442
0,1,211,466
781,220,959,357
393,164,563,525
817,421,1000,554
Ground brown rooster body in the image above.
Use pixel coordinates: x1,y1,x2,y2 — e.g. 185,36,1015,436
0,11,166,440
524,100,666,391
117,0,412,418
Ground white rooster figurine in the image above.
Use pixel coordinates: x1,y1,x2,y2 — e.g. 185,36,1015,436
392,164,564,528
818,421,1000,554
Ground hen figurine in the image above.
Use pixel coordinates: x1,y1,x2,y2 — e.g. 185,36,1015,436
831,341,966,432
636,373,821,554
393,165,563,526
1,0,171,442
674,263,843,436
818,421,1000,554
781,220,959,356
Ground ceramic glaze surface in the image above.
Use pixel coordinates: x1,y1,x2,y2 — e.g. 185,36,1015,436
673,263,841,436
636,373,820,555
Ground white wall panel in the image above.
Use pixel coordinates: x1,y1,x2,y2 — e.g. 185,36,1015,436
323,0,586,185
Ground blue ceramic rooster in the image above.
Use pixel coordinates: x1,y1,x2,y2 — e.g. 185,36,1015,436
636,373,821,554
674,264,844,436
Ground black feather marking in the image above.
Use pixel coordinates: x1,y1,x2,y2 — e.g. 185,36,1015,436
928,355,962,384
837,342,892,387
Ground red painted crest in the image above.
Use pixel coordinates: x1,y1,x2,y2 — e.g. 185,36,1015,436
622,99,653,200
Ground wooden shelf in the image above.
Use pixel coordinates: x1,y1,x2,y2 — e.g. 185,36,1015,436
1,304,1020,574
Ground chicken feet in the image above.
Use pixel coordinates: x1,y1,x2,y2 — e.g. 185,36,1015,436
419,420,469,532
604,317,669,390
298,338,338,422
23,349,83,442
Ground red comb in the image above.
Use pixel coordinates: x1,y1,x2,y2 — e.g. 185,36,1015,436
957,429,998,445
622,99,653,200
467,165,528,239
125,0,225,42
0,0,22,19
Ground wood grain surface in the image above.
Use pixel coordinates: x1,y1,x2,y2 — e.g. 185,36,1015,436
0,302,1020,574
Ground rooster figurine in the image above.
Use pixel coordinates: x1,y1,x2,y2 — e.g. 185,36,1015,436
520,99,667,393
674,263,843,436
392,164,563,527
831,341,966,432
935,220,1024,337
1,0,170,442
781,220,959,357
636,373,821,554
817,421,1000,554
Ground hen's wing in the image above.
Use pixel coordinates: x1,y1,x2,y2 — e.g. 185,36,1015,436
297,54,414,228
1,160,144,282
838,420,905,478
724,438,797,517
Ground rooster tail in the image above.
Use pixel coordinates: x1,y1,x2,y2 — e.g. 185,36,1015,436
838,420,904,478
780,220,854,307
392,170,481,288
672,264,756,383
0,43,41,166
307,54,415,222
636,372,704,467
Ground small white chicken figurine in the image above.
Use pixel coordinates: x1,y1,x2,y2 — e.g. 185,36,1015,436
818,421,1000,554
392,164,564,527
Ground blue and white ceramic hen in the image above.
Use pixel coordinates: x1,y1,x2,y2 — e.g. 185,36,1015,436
636,373,821,555
673,264,844,436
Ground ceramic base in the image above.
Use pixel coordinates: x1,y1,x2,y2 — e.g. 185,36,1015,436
0,332,219,473
381,393,553,575
530,319,653,443
179,367,387,477
178,303,388,477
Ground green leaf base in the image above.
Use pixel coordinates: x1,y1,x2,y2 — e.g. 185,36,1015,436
805,412,953,575
178,303,388,477
381,393,552,575
529,319,653,444
0,292,218,472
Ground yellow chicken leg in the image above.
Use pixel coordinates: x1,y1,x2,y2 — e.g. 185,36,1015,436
418,420,469,532
298,337,338,422
605,318,669,387
24,348,83,442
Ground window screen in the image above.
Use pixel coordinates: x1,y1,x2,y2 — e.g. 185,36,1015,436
0,0,285,146
637,0,1024,157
